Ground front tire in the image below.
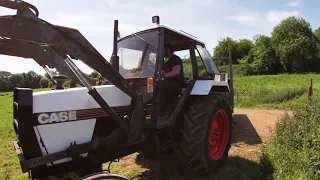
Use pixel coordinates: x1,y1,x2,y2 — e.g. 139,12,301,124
179,93,233,175
80,172,128,180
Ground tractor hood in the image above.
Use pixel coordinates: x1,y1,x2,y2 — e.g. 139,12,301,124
33,85,131,113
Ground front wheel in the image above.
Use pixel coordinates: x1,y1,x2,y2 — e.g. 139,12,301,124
179,94,233,175
80,172,129,180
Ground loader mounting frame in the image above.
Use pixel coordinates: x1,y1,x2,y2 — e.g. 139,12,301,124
0,0,144,134
0,0,148,177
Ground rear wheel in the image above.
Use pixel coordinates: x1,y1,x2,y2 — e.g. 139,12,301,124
179,93,233,175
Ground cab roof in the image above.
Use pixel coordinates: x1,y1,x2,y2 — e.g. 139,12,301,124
119,24,205,48
158,25,205,45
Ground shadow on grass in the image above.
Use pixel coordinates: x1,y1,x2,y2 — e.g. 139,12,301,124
133,153,274,180
232,114,262,145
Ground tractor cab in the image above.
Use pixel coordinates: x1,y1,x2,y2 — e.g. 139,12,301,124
114,16,223,127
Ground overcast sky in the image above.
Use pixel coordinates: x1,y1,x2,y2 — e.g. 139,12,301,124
0,0,319,75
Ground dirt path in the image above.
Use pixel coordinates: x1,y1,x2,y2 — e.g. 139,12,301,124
114,108,293,180
231,108,293,155
233,108,292,143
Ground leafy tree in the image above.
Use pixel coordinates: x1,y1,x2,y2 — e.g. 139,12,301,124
239,48,255,64
213,37,254,65
8,73,24,90
24,71,42,89
315,27,320,42
63,79,77,88
314,27,320,62
271,16,319,73
237,39,254,61
251,35,280,74
89,71,99,79
0,71,11,78
213,37,239,64
0,71,12,92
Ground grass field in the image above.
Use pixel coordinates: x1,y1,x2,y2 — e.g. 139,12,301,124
0,89,51,180
0,73,319,179
233,73,319,109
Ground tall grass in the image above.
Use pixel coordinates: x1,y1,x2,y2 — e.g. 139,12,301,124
259,100,320,180
232,73,318,109
257,86,306,103
234,86,307,108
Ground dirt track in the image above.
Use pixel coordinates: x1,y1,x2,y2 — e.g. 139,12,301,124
229,108,292,162
232,108,292,144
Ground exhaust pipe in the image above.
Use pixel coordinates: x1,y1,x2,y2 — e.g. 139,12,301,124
110,20,119,72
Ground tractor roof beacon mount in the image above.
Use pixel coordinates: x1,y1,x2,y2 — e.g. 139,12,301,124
152,15,160,26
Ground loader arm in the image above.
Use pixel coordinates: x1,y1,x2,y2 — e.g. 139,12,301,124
0,1,137,98
0,38,81,83
0,0,145,134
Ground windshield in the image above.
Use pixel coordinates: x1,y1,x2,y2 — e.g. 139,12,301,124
117,30,158,79
195,45,220,74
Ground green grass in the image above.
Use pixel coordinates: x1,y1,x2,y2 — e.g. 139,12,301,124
0,89,51,180
0,91,27,180
259,100,320,180
232,73,319,109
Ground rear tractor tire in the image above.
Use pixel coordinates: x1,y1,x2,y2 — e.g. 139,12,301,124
179,94,233,176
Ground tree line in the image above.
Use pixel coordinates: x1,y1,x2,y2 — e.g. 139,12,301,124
213,16,320,75
1,16,320,91
0,70,102,92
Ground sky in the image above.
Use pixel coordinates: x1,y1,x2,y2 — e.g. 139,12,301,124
0,0,320,75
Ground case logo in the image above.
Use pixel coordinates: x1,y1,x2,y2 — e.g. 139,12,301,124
37,111,77,124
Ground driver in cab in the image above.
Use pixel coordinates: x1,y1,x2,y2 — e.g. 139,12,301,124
159,43,184,119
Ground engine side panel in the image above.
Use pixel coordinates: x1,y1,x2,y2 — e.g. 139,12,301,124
34,119,96,165
190,80,230,95
33,85,132,113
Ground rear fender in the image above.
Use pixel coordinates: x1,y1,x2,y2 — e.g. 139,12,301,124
190,80,230,95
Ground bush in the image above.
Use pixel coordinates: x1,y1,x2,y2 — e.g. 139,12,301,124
63,79,78,88
241,64,255,76
48,81,53,88
39,77,50,88
260,100,320,179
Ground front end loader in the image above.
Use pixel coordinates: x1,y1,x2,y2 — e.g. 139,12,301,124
0,1,234,179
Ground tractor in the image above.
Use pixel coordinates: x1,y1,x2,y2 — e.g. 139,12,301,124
0,0,234,179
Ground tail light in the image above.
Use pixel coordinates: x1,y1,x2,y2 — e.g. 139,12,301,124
147,77,153,93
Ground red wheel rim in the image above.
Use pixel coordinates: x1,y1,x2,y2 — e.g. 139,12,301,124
209,110,229,160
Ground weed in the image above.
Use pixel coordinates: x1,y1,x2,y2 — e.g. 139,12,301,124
260,100,320,179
